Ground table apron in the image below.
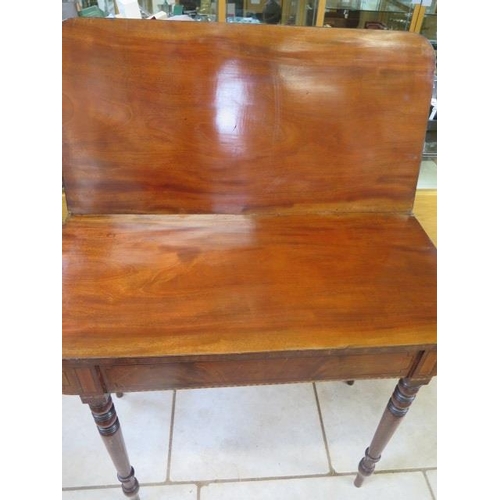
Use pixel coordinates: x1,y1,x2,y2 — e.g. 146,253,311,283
63,348,437,396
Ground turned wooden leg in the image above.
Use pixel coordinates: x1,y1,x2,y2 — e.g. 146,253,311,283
354,378,426,487
81,393,140,499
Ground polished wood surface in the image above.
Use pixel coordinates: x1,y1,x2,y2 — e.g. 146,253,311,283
62,19,437,388
83,394,140,499
62,18,435,215
63,188,438,242
63,213,436,360
63,346,435,395
63,20,437,492
62,19,437,390
354,377,425,487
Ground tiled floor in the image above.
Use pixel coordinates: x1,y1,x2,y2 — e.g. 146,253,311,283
62,161,437,499
62,378,437,500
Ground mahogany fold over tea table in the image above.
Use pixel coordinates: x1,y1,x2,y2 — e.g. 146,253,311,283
62,19,437,499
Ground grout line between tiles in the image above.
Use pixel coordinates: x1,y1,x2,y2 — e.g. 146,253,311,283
194,473,337,486
423,469,437,500
64,384,436,497
62,468,438,496
62,485,122,492
166,390,177,482
184,466,439,484
181,468,438,488
312,382,336,474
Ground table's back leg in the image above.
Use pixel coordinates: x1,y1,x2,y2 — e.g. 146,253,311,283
81,394,140,499
354,377,431,487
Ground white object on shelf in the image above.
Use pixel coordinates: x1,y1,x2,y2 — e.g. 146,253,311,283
148,11,168,19
166,15,195,21
116,0,142,18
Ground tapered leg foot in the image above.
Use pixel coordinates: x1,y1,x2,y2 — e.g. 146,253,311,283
354,378,425,487
82,394,140,499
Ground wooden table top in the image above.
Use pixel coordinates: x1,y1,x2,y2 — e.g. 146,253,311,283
63,213,436,360
62,20,436,375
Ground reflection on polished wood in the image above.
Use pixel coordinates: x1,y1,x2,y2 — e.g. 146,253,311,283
63,213,436,361
63,19,434,216
62,188,438,244
62,19,436,495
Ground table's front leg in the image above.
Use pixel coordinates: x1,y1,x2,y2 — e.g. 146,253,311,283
354,377,431,487
81,393,140,499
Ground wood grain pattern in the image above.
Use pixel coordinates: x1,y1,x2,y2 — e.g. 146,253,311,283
62,347,430,395
99,349,417,392
63,188,438,244
62,20,436,402
62,20,437,493
62,19,435,215
63,213,436,359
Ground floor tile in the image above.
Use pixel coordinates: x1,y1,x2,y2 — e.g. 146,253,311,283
62,484,197,499
316,379,437,473
426,469,437,498
170,383,329,481
201,472,433,500
62,391,173,488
